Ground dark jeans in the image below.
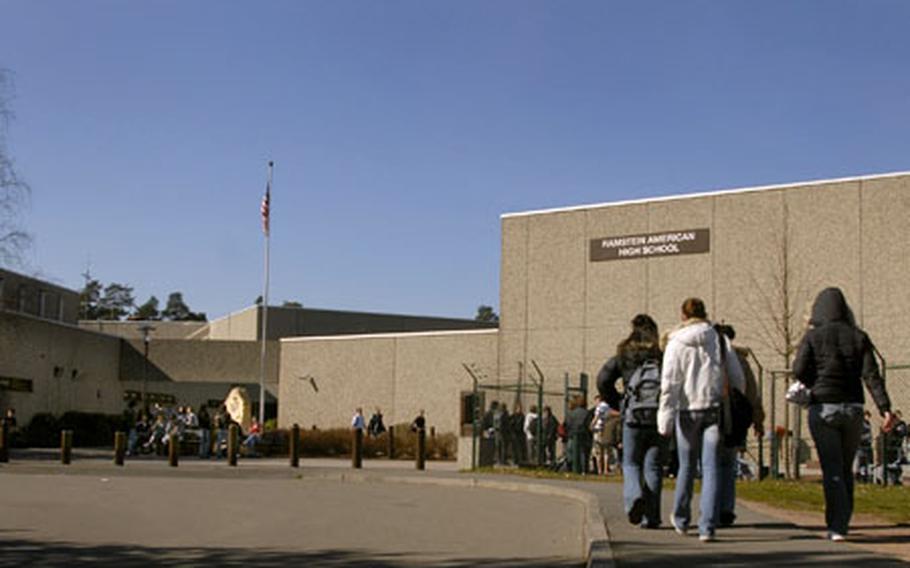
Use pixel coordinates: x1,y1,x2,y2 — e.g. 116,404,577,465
622,424,665,526
808,403,863,535
567,434,589,474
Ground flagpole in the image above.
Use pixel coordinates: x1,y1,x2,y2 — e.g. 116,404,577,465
259,160,273,426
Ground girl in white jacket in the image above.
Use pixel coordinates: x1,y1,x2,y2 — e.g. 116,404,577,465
658,298,744,542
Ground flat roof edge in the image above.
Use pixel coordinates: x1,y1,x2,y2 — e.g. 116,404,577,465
280,328,499,344
500,170,910,219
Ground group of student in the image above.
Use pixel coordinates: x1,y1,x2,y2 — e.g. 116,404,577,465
482,401,561,466
127,403,263,458
592,288,898,543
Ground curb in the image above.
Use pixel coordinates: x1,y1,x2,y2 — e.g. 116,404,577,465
305,471,614,568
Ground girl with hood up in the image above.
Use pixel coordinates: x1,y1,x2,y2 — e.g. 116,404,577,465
793,287,897,542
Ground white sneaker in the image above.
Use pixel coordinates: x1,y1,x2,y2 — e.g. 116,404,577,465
670,516,688,536
829,532,846,542
699,533,716,543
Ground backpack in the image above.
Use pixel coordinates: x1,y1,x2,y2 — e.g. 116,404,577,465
623,360,661,426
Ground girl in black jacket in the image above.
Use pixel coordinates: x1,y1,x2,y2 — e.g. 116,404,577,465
793,287,897,541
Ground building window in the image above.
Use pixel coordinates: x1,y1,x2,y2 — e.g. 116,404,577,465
17,285,27,312
39,290,48,318
459,391,484,435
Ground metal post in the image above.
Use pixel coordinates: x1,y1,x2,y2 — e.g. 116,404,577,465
114,431,126,466
784,389,791,479
793,405,801,480
352,428,363,469
0,420,8,463
537,380,544,466
290,423,300,468
168,435,179,467
770,372,777,479
228,424,239,466
387,425,396,460
61,430,73,465
471,380,477,471
416,427,426,471
139,324,155,411
757,363,764,479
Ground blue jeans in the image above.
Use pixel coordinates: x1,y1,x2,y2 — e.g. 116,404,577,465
808,403,863,535
673,409,721,536
567,435,584,474
622,425,665,526
718,445,738,518
198,428,211,458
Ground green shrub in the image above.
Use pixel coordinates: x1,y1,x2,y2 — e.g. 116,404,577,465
23,412,127,448
286,424,457,460
21,413,60,448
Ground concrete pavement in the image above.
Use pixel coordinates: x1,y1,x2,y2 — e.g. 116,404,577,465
1,451,908,567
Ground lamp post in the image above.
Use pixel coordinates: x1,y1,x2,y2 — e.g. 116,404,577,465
138,324,155,411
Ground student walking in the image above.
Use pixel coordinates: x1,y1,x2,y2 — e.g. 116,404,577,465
793,287,897,541
598,314,665,527
658,298,744,542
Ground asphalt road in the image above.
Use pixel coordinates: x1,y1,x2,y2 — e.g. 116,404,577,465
0,467,584,567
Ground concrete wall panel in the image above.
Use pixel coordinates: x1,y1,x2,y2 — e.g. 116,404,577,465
585,204,651,333
500,216,529,331
526,211,586,331
645,196,715,326
861,176,910,370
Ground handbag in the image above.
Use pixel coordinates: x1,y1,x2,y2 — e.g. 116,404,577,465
785,381,812,408
717,327,754,448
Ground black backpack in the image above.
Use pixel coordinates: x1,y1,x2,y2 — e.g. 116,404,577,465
623,360,661,426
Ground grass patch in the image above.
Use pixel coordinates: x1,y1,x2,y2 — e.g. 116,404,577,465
468,466,623,484
738,479,910,524
469,467,910,525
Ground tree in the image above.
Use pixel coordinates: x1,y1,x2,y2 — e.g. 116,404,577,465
0,69,31,267
98,282,135,320
475,305,500,323
78,279,103,320
747,204,816,371
133,295,160,320
162,292,206,321
282,300,303,308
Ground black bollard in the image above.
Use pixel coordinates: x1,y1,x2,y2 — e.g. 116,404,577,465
168,435,179,467
61,430,73,465
290,423,300,468
387,425,395,460
416,428,426,471
228,424,239,467
352,428,363,469
114,431,126,466
0,420,8,463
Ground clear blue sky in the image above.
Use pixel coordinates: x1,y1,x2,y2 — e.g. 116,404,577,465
2,1,909,320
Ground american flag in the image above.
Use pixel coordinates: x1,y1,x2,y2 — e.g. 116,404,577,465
261,181,271,236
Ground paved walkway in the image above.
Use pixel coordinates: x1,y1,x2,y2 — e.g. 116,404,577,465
2,451,908,567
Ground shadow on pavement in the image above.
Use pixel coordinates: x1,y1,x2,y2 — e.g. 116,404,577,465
0,540,583,567
612,540,909,567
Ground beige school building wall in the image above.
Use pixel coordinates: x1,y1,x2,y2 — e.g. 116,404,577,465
278,329,499,434
0,311,125,423
499,172,910,430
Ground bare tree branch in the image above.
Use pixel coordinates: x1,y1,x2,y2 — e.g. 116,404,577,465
0,68,31,267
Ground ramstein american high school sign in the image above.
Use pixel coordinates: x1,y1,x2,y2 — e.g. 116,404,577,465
590,228,710,262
